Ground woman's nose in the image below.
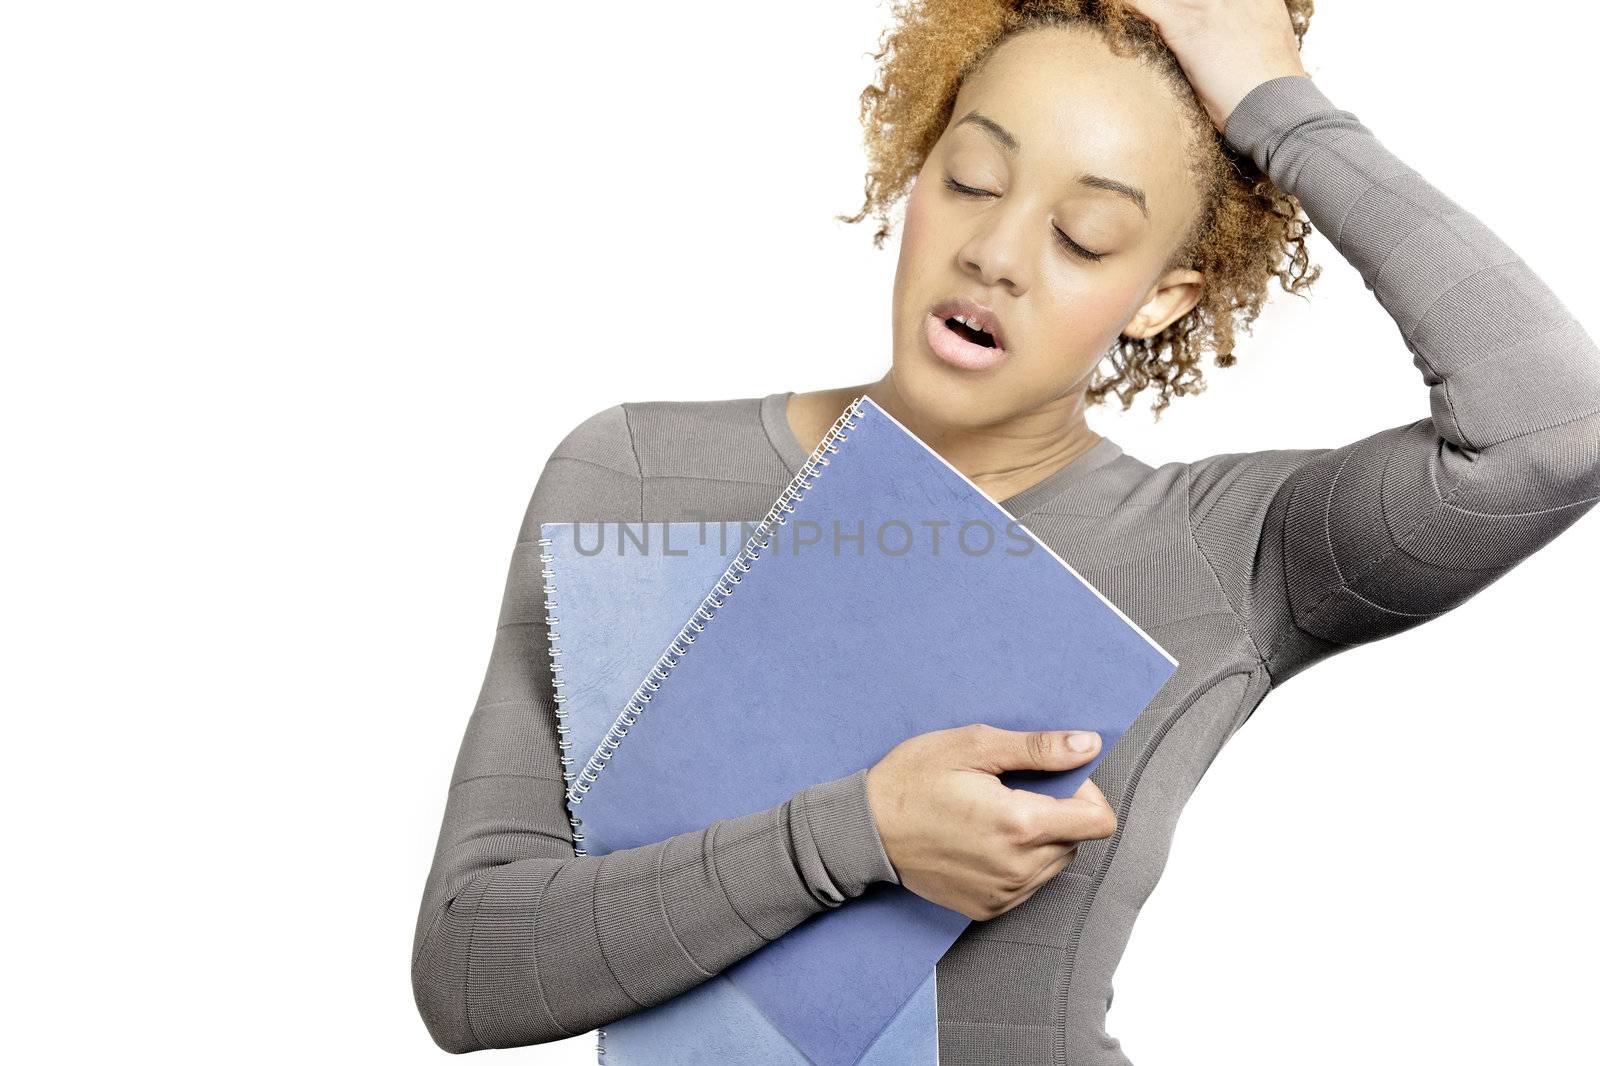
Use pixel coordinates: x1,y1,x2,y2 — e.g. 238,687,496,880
957,212,1033,295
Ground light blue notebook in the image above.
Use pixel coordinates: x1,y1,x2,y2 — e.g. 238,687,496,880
537,519,938,1064
559,395,1179,1066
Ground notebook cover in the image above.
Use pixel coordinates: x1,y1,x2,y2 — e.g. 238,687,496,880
562,395,1180,1066
539,519,938,1064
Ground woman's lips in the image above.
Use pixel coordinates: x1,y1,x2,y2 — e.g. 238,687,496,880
925,311,1011,371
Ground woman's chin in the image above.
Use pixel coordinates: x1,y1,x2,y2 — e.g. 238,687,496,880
892,352,1016,426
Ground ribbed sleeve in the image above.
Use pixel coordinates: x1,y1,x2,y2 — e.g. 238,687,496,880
1189,75,1600,684
409,406,900,1053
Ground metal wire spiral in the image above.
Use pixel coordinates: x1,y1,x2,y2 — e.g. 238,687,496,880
565,395,864,807
538,535,604,1060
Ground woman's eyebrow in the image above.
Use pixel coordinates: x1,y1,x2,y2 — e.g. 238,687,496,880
953,109,1149,219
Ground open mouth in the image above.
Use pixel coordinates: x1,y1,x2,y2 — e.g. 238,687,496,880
944,316,998,348
925,309,1010,370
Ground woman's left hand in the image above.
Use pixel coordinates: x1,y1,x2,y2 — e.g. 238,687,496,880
1121,0,1310,134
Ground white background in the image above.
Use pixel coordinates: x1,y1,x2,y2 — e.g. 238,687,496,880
4,2,1596,1063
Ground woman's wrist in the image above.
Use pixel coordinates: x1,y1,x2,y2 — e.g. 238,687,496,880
790,768,901,903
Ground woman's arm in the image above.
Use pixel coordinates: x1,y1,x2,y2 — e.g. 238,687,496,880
410,406,900,1053
1188,74,1600,684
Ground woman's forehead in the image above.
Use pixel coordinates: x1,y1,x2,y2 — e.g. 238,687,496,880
953,28,1197,212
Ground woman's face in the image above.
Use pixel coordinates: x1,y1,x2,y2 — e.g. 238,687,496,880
890,25,1207,428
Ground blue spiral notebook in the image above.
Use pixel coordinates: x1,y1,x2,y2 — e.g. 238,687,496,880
558,395,1179,1066
537,519,938,1064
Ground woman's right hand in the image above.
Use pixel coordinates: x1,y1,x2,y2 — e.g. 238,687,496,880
864,724,1116,922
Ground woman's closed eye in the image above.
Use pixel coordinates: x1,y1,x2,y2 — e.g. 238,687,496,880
941,176,1108,263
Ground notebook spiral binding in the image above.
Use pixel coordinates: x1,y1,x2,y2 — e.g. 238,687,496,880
537,531,608,1062
565,394,866,811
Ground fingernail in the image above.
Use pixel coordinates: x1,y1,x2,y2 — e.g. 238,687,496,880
1066,731,1099,752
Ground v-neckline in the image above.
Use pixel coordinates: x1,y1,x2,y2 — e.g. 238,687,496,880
758,391,1122,518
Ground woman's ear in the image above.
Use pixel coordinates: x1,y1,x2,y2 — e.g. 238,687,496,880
1122,267,1205,340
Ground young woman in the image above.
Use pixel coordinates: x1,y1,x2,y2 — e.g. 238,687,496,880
412,2,1600,1061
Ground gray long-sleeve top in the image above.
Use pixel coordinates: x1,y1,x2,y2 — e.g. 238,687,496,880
410,74,1600,1063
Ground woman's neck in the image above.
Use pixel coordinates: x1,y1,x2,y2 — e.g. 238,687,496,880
786,376,1103,504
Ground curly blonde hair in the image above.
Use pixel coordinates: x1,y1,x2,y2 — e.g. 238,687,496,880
837,0,1322,418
